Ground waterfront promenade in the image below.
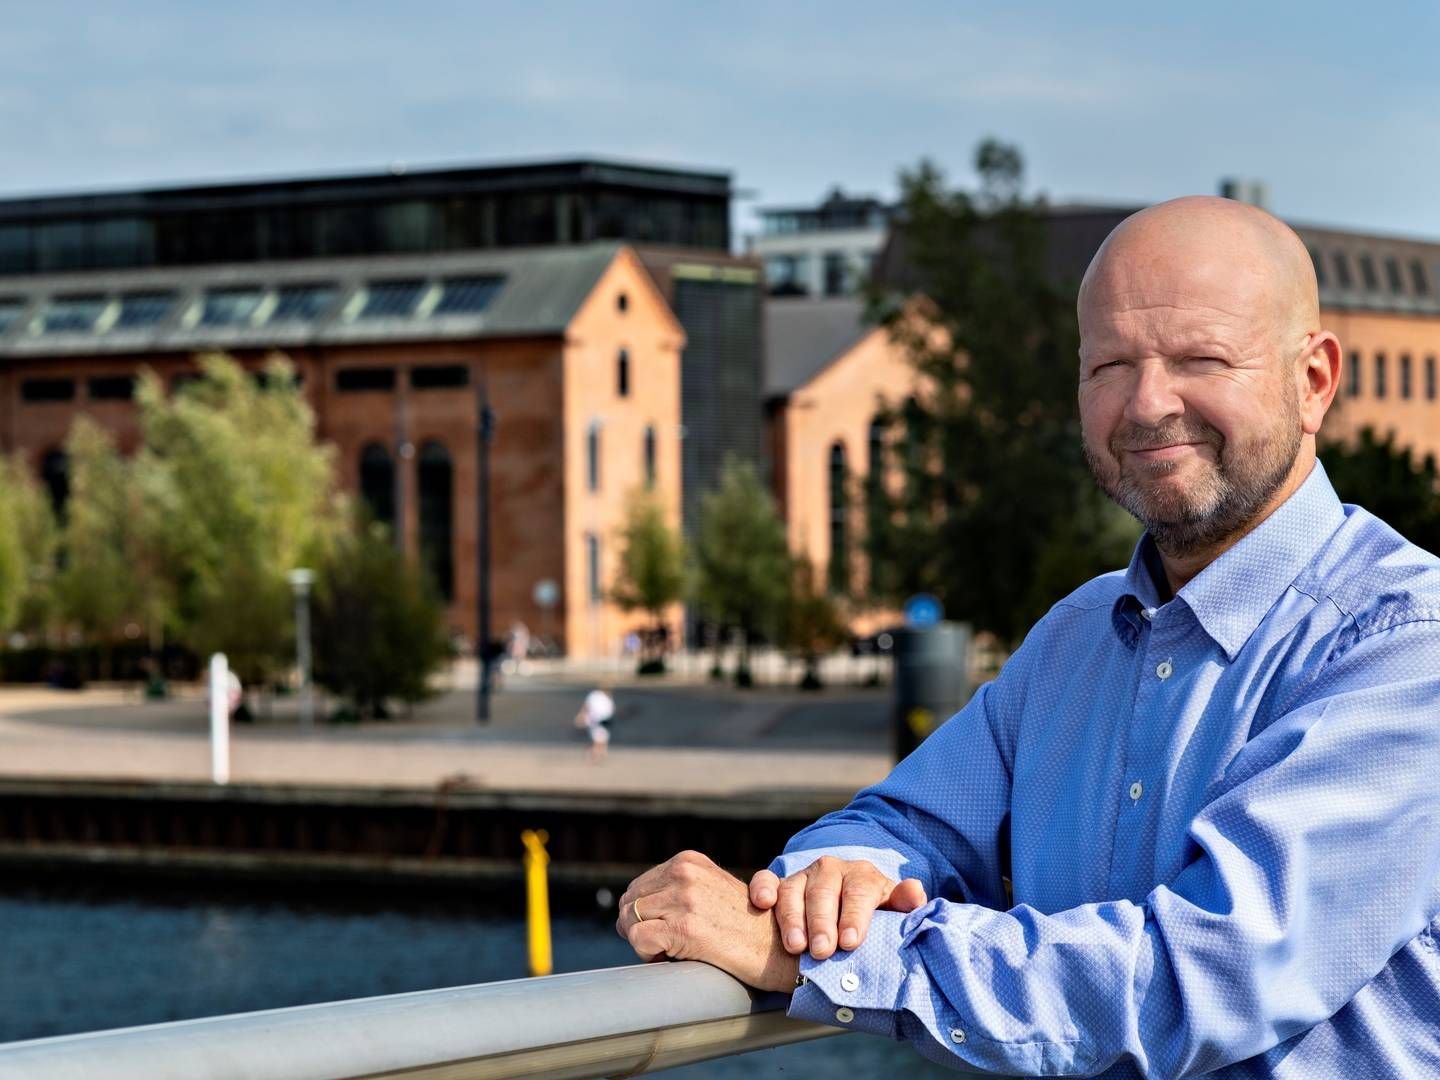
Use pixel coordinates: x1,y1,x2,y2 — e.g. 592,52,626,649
0,662,895,799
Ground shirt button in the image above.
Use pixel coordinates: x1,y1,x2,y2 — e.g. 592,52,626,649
835,1007,855,1024
950,1027,966,1044
1156,660,1173,680
840,972,860,992
1130,781,1143,801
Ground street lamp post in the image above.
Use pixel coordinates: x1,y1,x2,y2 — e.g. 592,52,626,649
288,568,315,729
477,374,497,724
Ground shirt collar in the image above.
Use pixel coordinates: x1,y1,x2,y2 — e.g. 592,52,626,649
1114,461,1346,661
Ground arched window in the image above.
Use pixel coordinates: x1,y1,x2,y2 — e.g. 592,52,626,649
1346,350,1362,398
1427,356,1437,402
587,421,601,492
1375,352,1388,399
417,441,454,602
643,425,657,489
617,348,630,398
1401,354,1413,400
41,448,69,520
359,443,396,533
828,441,849,595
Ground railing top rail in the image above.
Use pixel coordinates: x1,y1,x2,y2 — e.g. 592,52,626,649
0,961,843,1080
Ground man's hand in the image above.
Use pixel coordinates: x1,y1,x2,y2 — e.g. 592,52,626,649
750,857,928,959
617,850,801,993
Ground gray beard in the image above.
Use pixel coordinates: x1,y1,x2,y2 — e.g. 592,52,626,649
1084,413,1301,559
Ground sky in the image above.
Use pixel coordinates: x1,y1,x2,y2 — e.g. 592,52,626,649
3,1,1438,243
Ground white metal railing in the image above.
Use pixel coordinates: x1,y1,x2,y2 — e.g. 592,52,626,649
0,961,845,1079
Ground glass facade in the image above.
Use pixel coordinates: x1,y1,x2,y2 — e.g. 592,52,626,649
0,162,731,277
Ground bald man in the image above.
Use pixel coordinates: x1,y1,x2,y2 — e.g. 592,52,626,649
619,198,1440,1076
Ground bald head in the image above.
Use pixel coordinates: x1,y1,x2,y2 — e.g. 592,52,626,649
1080,196,1319,348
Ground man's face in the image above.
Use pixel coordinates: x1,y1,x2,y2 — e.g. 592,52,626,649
1078,261,1303,557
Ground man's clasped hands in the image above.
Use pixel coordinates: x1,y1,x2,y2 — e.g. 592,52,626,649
615,850,929,992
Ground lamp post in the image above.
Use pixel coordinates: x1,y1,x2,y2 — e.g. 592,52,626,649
288,568,315,729
476,373,497,724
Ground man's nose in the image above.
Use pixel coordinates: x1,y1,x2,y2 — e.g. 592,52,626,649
1124,359,1183,428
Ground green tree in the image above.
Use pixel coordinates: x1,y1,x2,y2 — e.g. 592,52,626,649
691,457,791,685
610,489,685,673
53,419,150,669
0,455,56,636
1320,427,1440,553
866,142,1139,646
311,519,450,719
778,554,850,690
134,353,339,686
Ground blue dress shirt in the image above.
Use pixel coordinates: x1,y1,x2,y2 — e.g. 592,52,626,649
775,463,1440,1077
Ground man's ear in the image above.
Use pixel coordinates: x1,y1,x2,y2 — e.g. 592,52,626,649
1300,331,1342,435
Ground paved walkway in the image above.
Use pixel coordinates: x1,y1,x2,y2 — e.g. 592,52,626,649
0,671,897,799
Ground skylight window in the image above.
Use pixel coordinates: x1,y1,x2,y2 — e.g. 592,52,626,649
0,299,24,334
200,288,263,327
115,292,176,330
272,283,336,322
433,276,504,316
38,295,105,334
357,280,425,319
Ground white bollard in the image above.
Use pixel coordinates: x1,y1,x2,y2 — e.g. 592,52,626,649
209,652,231,785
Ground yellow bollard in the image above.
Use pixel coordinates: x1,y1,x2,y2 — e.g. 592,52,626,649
520,829,553,977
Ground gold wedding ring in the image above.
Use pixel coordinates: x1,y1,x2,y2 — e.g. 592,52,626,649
633,897,646,923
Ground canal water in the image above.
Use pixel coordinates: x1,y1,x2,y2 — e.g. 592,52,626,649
0,879,958,1077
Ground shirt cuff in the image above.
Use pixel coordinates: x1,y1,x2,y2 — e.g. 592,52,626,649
786,909,909,1040
768,845,910,882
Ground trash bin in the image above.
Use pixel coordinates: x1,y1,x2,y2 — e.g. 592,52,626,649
892,623,971,761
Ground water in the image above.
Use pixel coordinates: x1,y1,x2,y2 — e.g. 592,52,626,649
0,880,958,1077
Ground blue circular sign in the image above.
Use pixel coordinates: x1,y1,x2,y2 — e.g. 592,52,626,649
903,593,943,628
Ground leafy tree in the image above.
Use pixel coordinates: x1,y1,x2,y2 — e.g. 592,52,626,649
134,353,339,685
692,456,791,685
0,455,56,635
311,518,450,719
610,489,685,673
866,142,1139,646
778,554,850,690
1320,427,1440,554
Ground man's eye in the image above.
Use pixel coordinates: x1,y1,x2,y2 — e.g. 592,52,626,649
1187,355,1224,365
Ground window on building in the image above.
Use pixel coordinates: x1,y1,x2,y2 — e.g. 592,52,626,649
764,254,810,297
1308,248,1326,287
1401,353,1413,399
41,447,68,519
88,375,136,401
1332,252,1353,290
1427,356,1437,401
433,276,504,316
643,424,656,489
823,252,850,296
34,221,86,272
1386,257,1405,295
21,378,75,403
586,533,602,604
357,280,425,319
37,295,105,334
587,421,601,492
200,287,264,327
1375,352,1388,399
1412,259,1430,296
409,365,470,390
417,441,454,602
617,349,630,397
828,440,849,594
270,284,337,322
335,367,397,392
1346,350,1362,398
359,443,397,534
115,292,175,330
1358,254,1380,292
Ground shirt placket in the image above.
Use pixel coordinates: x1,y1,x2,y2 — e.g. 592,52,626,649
1107,606,1186,899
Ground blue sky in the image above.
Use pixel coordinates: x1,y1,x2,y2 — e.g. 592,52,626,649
4,1,1436,241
